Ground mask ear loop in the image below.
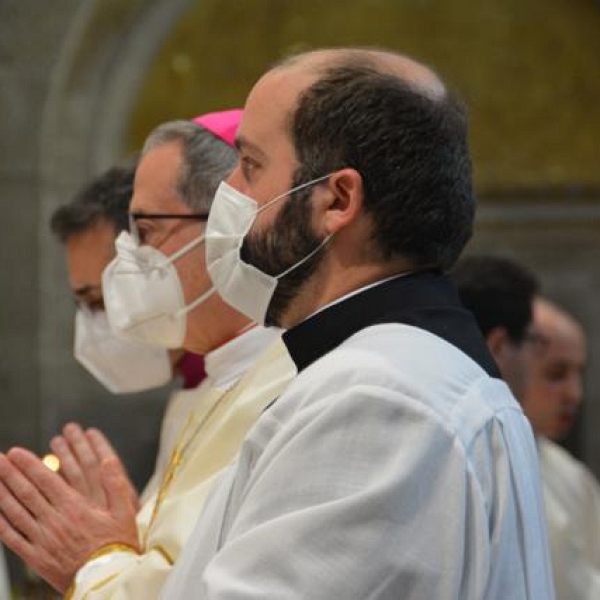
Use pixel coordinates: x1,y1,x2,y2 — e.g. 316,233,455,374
256,173,334,217
252,172,336,280
156,233,206,269
117,285,216,332
115,231,216,328
168,233,217,317
112,233,207,276
175,286,215,318
274,233,334,281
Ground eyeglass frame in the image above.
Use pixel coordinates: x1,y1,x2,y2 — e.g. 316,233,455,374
128,212,209,244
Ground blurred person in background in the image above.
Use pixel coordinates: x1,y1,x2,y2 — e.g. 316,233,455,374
0,111,296,597
452,255,540,400
454,255,600,600
522,297,586,441
524,298,600,600
50,155,205,504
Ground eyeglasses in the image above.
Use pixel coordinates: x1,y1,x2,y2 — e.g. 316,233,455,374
128,212,209,244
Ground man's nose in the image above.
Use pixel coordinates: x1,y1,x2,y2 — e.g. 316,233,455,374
565,373,583,408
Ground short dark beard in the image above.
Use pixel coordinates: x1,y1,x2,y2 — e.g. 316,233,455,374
240,179,326,327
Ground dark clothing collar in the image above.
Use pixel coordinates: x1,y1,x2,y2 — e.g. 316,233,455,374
282,270,500,378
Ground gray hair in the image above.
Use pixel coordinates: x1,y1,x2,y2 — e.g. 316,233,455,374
142,120,237,212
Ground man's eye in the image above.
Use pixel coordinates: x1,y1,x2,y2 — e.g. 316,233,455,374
544,366,568,383
241,156,259,179
135,224,150,244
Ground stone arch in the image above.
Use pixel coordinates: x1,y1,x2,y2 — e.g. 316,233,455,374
36,0,195,483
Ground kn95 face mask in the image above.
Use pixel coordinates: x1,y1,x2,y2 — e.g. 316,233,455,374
103,230,214,348
74,306,172,394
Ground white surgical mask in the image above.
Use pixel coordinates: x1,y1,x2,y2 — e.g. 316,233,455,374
74,306,172,394
205,176,332,325
103,230,214,348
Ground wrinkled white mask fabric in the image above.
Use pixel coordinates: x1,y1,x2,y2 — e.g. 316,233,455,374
74,306,172,394
102,230,214,348
205,175,332,325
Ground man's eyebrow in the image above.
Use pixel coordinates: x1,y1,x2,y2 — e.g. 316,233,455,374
235,135,267,159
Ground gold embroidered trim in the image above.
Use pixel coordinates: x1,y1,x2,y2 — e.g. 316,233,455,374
143,386,237,546
64,580,76,600
63,544,139,599
86,542,140,563
142,339,283,547
148,544,175,565
81,572,119,600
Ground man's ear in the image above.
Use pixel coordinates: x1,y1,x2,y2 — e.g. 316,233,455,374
320,168,364,234
486,326,511,363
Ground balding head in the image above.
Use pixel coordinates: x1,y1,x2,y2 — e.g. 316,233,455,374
521,297,587,441
533,297,585,346
256,46,474,271
222,47,475,327
275,47,446,101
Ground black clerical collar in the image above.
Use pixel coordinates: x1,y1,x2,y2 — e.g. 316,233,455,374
282,270,500,378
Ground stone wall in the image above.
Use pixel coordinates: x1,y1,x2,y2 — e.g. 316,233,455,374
0,0,196,497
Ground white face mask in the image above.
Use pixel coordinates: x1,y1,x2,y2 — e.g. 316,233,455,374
102,230,214,348
74,306,172,394
205,176,332,325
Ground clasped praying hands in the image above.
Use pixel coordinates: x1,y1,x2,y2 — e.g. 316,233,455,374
0,424,140,593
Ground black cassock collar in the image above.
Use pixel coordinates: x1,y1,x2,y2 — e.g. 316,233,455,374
282,270,500,378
